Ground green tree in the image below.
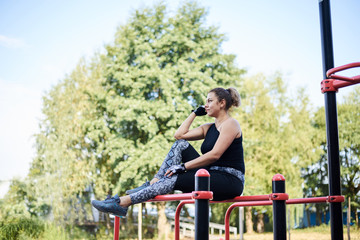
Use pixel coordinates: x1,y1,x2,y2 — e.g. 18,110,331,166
338,87,360,218
302,86,360,227
0,179,31,219
29,59,101,225
227,73,318,232
29,1,246,236
93,2,244,236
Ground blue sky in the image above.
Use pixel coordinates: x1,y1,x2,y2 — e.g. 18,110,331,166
0,0,359,196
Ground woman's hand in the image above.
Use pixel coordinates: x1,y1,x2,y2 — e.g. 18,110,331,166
165,163,186,177
193,106,207,116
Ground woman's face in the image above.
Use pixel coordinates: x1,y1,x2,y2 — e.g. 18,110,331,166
204,92,224,117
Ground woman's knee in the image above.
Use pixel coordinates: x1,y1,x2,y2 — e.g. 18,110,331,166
174,139,188,145
172,139,189,149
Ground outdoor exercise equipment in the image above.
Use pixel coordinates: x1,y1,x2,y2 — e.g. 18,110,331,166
112,0,359,239
112,171,345,240
320,0,360,239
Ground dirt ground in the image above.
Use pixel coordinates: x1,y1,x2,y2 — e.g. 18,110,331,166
230,232,360,240
180,231,360,240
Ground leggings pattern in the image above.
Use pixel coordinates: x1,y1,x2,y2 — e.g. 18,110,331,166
154,139,189,179
130,139,189,205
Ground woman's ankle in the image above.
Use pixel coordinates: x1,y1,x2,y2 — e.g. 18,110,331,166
120,196,132,207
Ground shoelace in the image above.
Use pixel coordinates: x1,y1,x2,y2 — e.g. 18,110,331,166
103,194,120,204
103,195,113,201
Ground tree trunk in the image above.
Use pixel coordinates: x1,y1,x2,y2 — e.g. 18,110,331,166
256,212,264,233
245,207,254,233
156,202,170,240
128,206,135,233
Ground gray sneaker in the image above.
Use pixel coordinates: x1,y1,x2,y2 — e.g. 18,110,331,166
125,180,150,195
91,194,128,217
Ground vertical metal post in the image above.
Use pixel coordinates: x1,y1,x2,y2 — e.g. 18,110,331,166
239,207,244,240
319,1,344,239
138,203,142,240
113,216,120,240
272,174,286,240
195,169,210,240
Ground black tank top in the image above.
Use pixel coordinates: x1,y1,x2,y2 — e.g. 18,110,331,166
201,124,245,174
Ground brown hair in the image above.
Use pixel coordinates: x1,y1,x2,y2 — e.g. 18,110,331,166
209,87,241,110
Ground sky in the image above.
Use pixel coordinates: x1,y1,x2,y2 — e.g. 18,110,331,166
0,0,359,197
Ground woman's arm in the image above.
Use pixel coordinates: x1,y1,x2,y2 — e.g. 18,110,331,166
167,118,241,176
186,119,240,168
174,112,211,141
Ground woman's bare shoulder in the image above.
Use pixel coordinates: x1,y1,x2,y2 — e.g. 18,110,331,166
226,117,240,127
223,118,241,137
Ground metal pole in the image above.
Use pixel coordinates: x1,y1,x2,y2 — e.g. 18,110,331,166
272,174,286,240
239,207,244,240
113,216,120,240
195,169,210,240
318,1,344,239
138,203,142,240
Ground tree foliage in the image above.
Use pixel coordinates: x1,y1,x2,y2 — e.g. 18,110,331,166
26,1,245,230
2,1,359,235
302,86,360,226
228,73,320,230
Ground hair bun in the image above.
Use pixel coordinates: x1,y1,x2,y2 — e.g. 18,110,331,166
227,87,241,107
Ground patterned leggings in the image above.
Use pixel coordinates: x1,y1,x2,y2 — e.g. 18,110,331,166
130,139,190,204
129,139,244,204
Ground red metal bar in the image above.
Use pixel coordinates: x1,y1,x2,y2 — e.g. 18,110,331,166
113,191,345,240
330,74,360,82
211,194,270,203
321,62,360,93
148,193,193,202
175,200,194,240
225,201,273,240
286,197,328,204
327,195,345,203
223,195,345,240
192,191,213,200
321,78,360,93
113,216,120,240
333,79,360,88
326,62,360,78
270,193,289,201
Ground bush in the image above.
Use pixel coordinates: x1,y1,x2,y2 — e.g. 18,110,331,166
0,217,44,240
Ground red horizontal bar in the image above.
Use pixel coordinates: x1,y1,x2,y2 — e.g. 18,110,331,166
286,197,328,204
149,193,193,202
149,193,270,203
211,194,270,203
230,200,273,207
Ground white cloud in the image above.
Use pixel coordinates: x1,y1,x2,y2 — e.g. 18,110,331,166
0,35,28,48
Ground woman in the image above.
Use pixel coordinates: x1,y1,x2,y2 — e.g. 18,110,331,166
92,87,245,217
